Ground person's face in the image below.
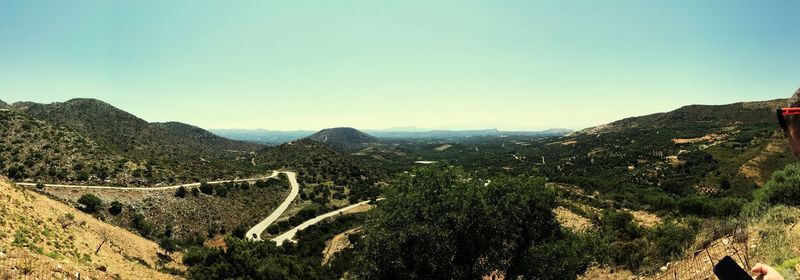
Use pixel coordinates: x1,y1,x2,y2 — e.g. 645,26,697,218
787,124,800,158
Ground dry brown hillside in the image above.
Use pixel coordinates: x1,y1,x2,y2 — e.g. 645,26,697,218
0,176,182,279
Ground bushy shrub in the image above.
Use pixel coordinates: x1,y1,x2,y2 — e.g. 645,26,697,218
610,239,648,272
159,237,178,254
758,164,800,207
132,213,154,237
184,237,327,280
199,182,213,195
175,186,187,198
232,225,247,239
109,201,123,215
215,184,229,197
254,179,268,188
648,221,696,264
678,196,745,217
77,194,103,213
7,165,24,179
595,210,697,273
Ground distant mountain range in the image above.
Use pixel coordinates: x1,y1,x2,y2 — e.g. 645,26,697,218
211,127,573,145
366,128,573,139
210,129,316,145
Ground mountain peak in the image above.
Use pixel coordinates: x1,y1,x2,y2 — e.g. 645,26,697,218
308,127,378,151
310,127,377,143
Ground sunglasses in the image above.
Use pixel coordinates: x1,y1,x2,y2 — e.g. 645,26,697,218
777,108,800,134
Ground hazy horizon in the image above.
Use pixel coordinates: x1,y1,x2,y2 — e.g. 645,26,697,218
2,1,798,131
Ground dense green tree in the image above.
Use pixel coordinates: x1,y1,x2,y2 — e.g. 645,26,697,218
199,182,213,195
758,163,800,207
109,201,123,215
159,237,178,254
184,237,327,280
648,221,696,264
232,225,247,239
175,186,188,198
132,213,154,237
596,210,641,241
720,176,732,190
77,194,103,213
7,165,23,179
215,184,229,197
352,167,590,280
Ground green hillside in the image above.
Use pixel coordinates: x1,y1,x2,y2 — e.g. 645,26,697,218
5,99,266,185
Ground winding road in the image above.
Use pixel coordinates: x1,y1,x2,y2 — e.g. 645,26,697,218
246,171,300,241
272,199,381,245
17,170,372,245
14,171,280,191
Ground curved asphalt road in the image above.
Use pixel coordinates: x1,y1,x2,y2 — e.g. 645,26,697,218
14,171,280,191
246,171,300,241
272,199,380,245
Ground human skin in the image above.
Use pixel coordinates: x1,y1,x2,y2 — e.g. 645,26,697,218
751,263,784,280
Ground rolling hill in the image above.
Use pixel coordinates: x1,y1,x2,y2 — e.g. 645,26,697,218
256,138,380,185
15,98,262,156
309,127,378,151
4,98,265,186
0,108,128,184
578,99,786,135
546,99,792,194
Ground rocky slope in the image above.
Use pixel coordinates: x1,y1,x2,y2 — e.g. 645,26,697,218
0,109,130,184
0,176,182,279
42,177,290,240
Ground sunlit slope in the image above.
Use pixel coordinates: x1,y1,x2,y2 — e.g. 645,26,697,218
0,176,182,279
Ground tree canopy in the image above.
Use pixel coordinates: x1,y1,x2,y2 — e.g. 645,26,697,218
352,167,591,280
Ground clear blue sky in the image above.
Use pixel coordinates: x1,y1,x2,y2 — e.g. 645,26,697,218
1,0,798,131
